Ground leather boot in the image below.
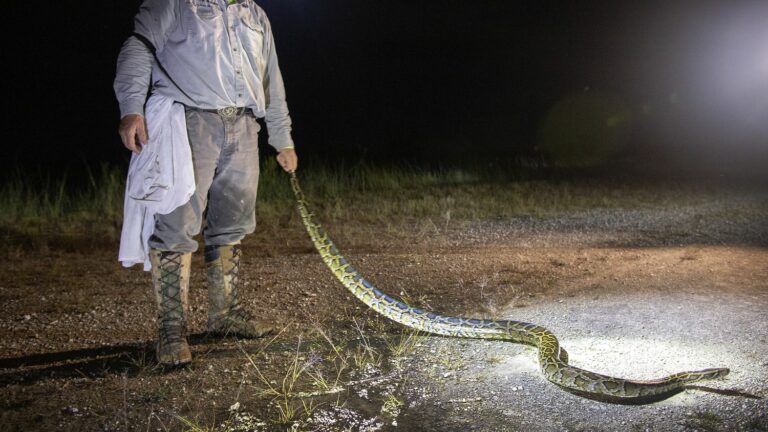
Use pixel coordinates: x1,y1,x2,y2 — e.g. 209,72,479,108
149,249,193,366
205,243,274,338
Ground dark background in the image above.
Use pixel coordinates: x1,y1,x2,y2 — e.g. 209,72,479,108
4,0,768,178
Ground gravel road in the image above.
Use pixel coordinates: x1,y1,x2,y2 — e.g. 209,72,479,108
387,191,768,431
455,190,768,249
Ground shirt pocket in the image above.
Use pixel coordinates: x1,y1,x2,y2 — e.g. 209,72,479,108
184,0,224,39
240,11,266,70
189,0,222,20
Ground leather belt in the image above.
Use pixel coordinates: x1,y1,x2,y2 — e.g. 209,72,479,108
193,106,250,118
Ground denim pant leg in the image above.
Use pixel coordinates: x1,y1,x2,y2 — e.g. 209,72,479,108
149,110,221,253
204,113,261,246
149,109,260,253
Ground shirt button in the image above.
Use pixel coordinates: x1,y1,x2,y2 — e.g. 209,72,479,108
238,94,243,97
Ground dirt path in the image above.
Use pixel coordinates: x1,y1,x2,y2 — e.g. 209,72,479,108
1,191,766,431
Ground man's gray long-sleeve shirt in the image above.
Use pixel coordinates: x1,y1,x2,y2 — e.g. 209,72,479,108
114,0,294,151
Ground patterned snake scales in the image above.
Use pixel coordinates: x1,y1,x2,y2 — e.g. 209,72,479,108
289,173,729,400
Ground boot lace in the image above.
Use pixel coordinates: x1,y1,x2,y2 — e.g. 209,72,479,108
158,251,186,344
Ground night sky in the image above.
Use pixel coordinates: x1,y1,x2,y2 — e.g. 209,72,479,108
6,1,768,175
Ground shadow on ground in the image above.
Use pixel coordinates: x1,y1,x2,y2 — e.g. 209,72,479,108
0,334,293,387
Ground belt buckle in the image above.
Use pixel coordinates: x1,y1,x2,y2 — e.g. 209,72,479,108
217,106,240,118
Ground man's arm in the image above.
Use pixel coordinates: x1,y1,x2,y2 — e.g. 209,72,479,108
114,0,180,153
261,15,298,172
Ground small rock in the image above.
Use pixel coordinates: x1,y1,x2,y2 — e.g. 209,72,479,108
62,406,79,415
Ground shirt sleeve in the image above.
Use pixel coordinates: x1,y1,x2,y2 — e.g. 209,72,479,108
261,15,296,152
114,0,180,118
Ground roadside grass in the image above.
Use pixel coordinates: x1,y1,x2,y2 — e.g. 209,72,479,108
242,327,347,428
0,158,724,248
204,314,428,430
384,328,423,359
0,164,124,246
248,335,320,425
175,415,217,432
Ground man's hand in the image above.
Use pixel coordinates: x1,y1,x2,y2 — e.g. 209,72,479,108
118,114,148,154
276,148,298,173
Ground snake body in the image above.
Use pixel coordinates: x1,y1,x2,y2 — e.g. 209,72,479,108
289,173,729,399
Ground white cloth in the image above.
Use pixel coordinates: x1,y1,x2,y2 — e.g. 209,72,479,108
118,94,195,270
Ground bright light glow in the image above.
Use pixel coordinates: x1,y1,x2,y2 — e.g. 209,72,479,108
629,2,768,173
686,4,768,147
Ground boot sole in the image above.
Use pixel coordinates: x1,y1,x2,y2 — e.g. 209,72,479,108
156,343,193,367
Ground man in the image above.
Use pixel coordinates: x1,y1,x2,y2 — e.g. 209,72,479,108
114,0,297,366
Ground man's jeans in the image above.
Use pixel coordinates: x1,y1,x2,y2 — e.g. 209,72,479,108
149,108,261,253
